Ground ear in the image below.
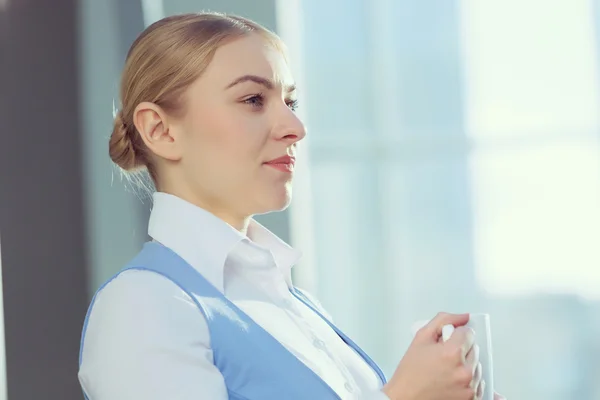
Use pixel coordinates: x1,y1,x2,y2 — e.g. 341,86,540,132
132,102,182,162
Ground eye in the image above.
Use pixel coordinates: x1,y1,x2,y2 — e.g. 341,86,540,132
286,99,299,112
243,93,265,110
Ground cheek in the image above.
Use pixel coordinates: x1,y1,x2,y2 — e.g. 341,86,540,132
186,108,267,169
215,110,270,159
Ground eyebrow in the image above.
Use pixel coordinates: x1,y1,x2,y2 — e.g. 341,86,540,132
225,74,296,93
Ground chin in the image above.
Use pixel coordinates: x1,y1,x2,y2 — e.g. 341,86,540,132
256,186,292,214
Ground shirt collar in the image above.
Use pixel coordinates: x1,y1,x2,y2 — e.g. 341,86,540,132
147,192,302,293
246,219,302,288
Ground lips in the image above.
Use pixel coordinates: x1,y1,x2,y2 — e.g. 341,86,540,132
264,155,295,172
265,155,295,165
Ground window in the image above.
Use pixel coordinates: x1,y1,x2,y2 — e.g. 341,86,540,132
288,0,600,398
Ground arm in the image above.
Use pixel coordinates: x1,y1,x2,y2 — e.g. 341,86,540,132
78,270,228,400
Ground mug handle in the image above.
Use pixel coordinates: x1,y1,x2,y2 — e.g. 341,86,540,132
411,320,455,342
441,324,455,342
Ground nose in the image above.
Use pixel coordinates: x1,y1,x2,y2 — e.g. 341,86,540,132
273,109,307,144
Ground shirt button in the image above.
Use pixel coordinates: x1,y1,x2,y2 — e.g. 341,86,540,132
312,338,326,350
344,382,354,393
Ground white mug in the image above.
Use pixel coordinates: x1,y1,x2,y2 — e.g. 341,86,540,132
411,313,494,400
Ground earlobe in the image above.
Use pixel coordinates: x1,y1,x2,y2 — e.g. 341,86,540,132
132,102,182,162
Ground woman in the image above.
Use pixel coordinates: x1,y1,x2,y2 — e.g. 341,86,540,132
78,12,504,400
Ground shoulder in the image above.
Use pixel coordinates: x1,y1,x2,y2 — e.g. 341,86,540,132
79,270,227,399
89,269,201,320
81,269,210,356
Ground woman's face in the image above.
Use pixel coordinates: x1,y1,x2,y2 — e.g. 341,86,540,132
173,33,305,219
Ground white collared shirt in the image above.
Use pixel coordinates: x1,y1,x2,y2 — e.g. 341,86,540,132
78,192,388,399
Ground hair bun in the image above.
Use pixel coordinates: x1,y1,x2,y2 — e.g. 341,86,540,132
109,112,142,171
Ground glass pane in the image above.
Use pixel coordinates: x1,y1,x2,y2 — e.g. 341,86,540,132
293,0,600,398
461,0,600,137
470,139,600,298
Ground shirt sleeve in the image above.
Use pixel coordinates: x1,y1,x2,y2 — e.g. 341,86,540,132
78,270,228,400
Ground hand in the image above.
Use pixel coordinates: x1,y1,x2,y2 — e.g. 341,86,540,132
382,312,478,400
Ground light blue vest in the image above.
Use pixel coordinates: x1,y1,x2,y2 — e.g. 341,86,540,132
80,242,387,399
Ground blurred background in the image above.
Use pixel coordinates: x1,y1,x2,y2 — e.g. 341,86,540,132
2,0,600,398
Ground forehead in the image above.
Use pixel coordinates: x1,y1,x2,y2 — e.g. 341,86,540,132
201,34,294,89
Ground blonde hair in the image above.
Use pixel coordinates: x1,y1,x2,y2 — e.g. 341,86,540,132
109,12,284,183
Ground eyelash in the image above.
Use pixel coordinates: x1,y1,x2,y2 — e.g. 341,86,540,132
243,93,299,112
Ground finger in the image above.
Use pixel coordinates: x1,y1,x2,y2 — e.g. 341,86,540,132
446,326,476,361
420,312,469,341
465,344,480,372
477,380,485,400
472,380,481,400
494,393,506,400
469,362,482,389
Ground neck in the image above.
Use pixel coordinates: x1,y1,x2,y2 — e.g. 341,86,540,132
157,186,251,234
219,212,251,234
